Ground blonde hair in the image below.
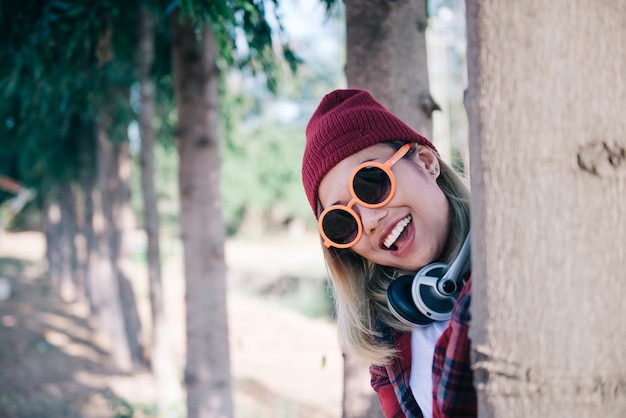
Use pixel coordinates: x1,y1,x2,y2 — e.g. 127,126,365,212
321,145,471,366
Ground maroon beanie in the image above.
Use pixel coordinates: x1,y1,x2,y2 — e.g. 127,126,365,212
302,89,436,216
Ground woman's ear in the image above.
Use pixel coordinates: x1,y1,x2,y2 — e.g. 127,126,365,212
415,145,440,178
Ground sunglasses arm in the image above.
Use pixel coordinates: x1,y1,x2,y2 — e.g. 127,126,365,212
384,144,412,167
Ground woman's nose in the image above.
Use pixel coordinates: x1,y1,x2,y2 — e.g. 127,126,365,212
358,206,387,235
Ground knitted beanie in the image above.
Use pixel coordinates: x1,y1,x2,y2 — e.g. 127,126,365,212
302,89,436,216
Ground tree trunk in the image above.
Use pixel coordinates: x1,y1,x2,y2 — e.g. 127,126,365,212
59,181,79,302
79,124,98,313
465,1,626,417
72,186,90,307
345,0,437,138
342,1,435,416
108,139,147,371
171,11,234,418
93,126,134,371
96,128,147,371
42,192,63,287
139,7,181,415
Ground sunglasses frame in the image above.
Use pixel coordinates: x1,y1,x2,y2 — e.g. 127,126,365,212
318,143,412,249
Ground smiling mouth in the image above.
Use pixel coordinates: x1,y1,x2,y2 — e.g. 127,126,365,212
383,215,412,249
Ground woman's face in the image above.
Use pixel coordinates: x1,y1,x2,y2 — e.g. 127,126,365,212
318,143,451,272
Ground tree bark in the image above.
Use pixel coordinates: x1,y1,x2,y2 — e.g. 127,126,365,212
345,0,437,138
139,7,181,414
465,1,626,417
171,10,234,418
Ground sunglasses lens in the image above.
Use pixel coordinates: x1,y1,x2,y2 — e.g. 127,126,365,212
322,208,359,246
353,167,391,205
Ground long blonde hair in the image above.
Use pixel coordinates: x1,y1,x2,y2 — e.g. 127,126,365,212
320,143,471,366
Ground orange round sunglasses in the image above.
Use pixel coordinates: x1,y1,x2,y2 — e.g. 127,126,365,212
318,143,412,249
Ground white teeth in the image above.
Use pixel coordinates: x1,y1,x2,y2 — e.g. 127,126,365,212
383,215,412,248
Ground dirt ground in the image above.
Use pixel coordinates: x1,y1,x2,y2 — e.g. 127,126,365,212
0,231,343,418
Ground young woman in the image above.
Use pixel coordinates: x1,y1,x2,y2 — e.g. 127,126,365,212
301,89,477,417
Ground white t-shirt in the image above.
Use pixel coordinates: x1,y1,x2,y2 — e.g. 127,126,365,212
409,321,449,418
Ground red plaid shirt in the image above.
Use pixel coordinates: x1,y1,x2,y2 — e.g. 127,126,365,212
370,278,476,418
370,330,423,417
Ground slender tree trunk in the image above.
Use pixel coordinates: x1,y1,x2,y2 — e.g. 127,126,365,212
42,191,63,287
94,126,133,371
171,10,234,418
342,1,435,416
72,183,89,307
345,0,438,138
79,123,98,313
59,181,78,302
139,7,181,414
139,6,163,350
96,128,147,371
465,1,626,417
109,139,148,370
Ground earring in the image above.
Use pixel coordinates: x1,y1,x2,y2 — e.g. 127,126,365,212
430,167,439,174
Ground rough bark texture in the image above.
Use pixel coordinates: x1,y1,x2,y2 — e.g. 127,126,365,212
345,0,437,138
171,11,234,418
465,1,626,417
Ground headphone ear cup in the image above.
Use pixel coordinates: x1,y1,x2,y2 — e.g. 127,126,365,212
412,263,457,322
387,274,434,327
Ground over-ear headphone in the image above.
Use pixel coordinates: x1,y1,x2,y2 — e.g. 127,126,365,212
386,232,471,327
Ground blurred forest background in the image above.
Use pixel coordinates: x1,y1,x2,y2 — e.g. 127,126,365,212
0,0,469,417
